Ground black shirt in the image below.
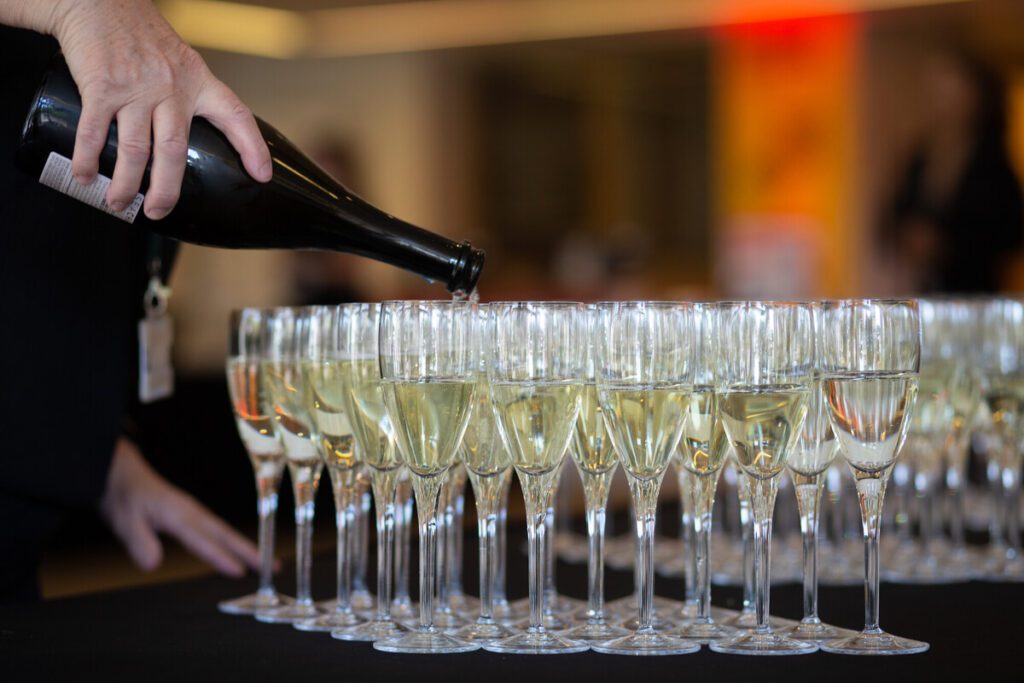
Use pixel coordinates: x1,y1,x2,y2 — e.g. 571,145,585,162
0,26,158,601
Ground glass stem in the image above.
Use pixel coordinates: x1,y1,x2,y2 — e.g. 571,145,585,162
855,474,888,634
917,476,934,560
988,455,1006,547
946,462,966,550
370,469,400,622
737,472,754,614
520,469,559,632
289,462,323,605
469,470,507,622
543,464,565,612
582,469,613,623
354,476,371,594
254,464,284,595
792,471,825,624
693,472,720,624
629,475,662,634
329,467,357,614
436,476,453,612
450,466,467,596
411,473,446,630
678,468,696,605
394,477,413,605
493,474,512,606
1004,466,1022,558
749,476,779,635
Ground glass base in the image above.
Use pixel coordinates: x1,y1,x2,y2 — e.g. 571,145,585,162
255,601,324,624
373,627,480,654
432,607,470,630
350,589,375,612
294,609,365,632
218,591,292,615
492,599,528,624
709,630,818,655
562,620,631,642
453,619,515,643
676,600,699,623
449,593,481,617
516,611,573,631
722,609,788,630
619,611,675,631
670,619,738,644
510,594,584,617
391,598,418,621
482,628,589,655
331,618,408,642
591,631,701,656
778,619,856,642
820,630,929,655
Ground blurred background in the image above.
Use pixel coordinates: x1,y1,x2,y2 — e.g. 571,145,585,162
42,0,1024,594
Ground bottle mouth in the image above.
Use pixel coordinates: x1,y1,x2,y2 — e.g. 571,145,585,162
448,241,485,294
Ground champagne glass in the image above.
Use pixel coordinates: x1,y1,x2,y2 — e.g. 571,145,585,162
819,299,928,655
779,302,852,641
976,298,1024,580
255,307,327,625
483,301,589,655
591,301,700,656
669,303,735,643
219,309,292,615
563,306,630,643
709,301,817,656
454,309,515,642
330,303,408,641
293,306,365,632
374,300,480,654
936,300,982,579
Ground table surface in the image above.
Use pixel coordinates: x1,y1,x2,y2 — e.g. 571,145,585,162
1,539,1019,682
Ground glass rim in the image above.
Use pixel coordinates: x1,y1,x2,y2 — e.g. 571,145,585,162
589,300,695,308
484,300,585,307
818,298,919,307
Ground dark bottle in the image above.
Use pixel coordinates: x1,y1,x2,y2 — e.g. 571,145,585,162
16,54,484,294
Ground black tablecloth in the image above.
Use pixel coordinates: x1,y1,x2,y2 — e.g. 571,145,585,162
0,542,1019,682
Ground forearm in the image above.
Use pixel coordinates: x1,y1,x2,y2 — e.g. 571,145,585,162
0,0,68,35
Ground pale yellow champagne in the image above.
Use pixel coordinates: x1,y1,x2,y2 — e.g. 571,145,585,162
719,385,809,480
600,384,691,480
489,380,581,475
384,380,476,477
338,357,400,472
571,383,617,475
459,376,511,478
263,359,320,466
677,386,729,476
226,358,283,468
303,359,359,471
822,372,918,477
787,378,840,478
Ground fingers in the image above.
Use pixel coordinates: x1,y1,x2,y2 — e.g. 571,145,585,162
156,496,249,577
71,97,115,184
202,515,262,573
116,506,165,572
107,104,152,212
197,79,272,182
145,101,191,220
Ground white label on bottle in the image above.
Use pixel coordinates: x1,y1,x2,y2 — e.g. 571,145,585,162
39,151,144,223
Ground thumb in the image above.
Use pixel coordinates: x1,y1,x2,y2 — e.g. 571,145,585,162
115,507,165,572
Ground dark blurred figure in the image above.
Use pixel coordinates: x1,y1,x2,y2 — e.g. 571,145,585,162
883,48,1023,293
295,139,365,305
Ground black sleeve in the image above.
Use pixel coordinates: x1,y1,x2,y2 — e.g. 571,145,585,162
0,26,148,509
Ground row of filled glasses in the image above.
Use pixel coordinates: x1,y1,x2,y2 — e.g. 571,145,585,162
595,297,1021,588
218,299,927,655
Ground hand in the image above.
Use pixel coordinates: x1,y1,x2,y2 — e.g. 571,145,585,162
49,0,272,219
100,436,261,577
